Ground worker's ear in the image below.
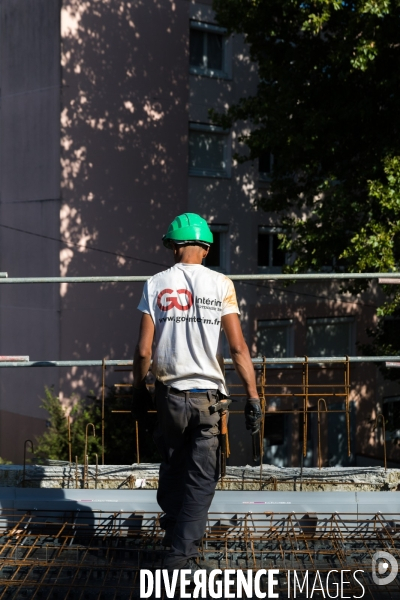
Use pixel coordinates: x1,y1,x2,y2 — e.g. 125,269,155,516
202,246,210,259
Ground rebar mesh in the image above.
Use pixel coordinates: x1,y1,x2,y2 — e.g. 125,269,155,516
0,510,399,598
105,357,355,474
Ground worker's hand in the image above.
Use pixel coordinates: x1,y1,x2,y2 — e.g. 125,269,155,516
245,399,262,435
132,384,154,424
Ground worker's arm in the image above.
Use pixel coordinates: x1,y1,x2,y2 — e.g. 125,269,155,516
222,313,261,434
133,313,155,388
221,313,259,399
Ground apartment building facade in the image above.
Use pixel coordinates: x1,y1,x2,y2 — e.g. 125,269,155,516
0,0,398,465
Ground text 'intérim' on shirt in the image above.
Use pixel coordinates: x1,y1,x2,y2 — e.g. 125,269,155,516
196,297,222,307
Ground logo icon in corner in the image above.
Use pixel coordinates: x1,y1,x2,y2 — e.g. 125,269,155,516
157,289,194,312
372,551,398,585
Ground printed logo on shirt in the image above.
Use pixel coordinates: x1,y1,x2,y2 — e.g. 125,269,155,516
157,289,194,312
196,296,222,311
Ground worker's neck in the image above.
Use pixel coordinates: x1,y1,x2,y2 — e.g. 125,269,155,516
173,246,206,265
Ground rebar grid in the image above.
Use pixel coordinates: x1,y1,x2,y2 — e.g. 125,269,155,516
0,511,398,598
103,358,354,472
17,356,389,486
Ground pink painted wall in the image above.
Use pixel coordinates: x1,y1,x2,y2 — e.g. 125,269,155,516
0,0,61,462
60,0,189,400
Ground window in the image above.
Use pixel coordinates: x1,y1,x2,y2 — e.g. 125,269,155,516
189,21,230,79
256,319,293,359
258,151,274,180
262,398,289,466
189,123,230,178
306,317,354,357
258,226,286,272
383,397,400,436
204,224,228,272
376,317,400,352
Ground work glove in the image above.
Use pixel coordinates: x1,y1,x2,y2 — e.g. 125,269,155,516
132,385,154,426
245,399,262,436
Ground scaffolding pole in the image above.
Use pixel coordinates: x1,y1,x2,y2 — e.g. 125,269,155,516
0,271,399,283
0,356,398,367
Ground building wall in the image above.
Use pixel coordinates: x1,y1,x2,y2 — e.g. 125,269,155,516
0,0,61,462
0,0,398,466
59,0,190,406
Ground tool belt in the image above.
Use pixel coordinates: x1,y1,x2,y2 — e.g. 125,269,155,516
209,397,231,478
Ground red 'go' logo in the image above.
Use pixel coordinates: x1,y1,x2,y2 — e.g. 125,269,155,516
157,289,193,311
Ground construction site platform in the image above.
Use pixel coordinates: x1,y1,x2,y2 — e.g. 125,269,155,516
0,486,399,597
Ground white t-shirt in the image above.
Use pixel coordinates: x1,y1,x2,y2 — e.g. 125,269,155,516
137,263,240,394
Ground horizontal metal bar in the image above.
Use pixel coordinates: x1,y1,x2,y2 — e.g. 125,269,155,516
231,272,400,281
0,276,150,283
230,355,400,364
0,356,399,367
0,272,399,283
379,278,400,284
0,360,134,368
262,393,347,397
229,409,347,413
262,383,346,387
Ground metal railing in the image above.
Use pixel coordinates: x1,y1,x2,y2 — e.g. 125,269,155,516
0,271,398,283
4,355,392,474
0,355,399,367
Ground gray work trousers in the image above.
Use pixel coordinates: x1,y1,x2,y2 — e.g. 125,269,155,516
154,381,221,568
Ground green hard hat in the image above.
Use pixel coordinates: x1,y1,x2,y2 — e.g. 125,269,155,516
162,213,213,249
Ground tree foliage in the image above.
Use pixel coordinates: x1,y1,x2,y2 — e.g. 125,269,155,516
35,386,158,464
212,0,400,359
35,387,74,462
212,0,400,284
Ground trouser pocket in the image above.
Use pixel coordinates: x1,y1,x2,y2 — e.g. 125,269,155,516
155,383,188,449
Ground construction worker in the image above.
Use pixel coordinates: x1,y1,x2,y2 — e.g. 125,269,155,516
133,212,261,575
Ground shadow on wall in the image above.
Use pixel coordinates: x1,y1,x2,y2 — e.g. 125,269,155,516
59,0,190,396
